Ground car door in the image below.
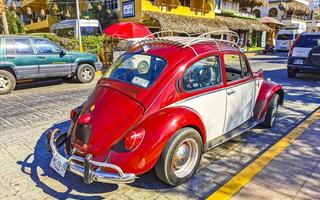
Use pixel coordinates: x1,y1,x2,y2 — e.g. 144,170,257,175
174,55,227,142
223,54,255,134
5,38,38,79
31,38,71,76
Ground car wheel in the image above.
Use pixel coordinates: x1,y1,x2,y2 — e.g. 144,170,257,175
155,127,203,186
262,94,280,128
0,70,16,95
76,64,95,83
287,70,296,78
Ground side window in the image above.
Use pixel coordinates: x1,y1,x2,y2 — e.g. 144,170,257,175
32,39,61,54
225,54,250,82
14,39,34,54
183,56,222,91
6,39,15,54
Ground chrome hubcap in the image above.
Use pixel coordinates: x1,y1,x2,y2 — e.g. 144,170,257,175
81,68,92,80
0,76,10,90
172,138,198,178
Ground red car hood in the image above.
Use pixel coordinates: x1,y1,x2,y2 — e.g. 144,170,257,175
71,85,145,161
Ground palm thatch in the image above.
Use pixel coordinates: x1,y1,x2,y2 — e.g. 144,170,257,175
142,11,271,34
216,16,271,32
143,11,228,34
235,0,269,8
280,0,310,15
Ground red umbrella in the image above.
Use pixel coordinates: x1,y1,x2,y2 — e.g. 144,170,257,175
104,22,154,39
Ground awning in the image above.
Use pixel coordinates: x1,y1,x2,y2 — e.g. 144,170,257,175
143,11,228,34
259,16,285,26
216,16,271,32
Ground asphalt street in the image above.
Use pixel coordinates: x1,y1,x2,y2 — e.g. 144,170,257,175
0,53,319,199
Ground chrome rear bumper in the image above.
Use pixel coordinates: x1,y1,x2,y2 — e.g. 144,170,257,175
48,129,136,184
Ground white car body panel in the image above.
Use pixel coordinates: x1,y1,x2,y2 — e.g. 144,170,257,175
173,89,227,142
224,81,255,133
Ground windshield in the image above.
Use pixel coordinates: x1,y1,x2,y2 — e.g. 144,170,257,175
103,53,167,88
80,26,101,36
277,34,294,40
296,35,320,48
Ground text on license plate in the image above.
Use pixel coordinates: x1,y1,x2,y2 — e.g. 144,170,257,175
294,59,304,65
50,153,68,177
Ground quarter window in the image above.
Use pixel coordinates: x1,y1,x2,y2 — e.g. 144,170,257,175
32,38,61,54
6,38,34,54
183,56,222,91
224,54,250,82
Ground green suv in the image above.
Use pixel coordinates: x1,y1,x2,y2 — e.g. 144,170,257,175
0,35,103,95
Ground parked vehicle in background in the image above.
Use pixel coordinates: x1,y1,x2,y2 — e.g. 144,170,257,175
47,31,284,186
275,29,299,51
287,32,320,78
0,35,103,95
51,19,102,38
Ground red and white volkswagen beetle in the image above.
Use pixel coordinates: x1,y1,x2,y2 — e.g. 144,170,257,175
47,31,284,186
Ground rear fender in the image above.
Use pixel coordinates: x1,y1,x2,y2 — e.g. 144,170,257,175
254,80,284,120
107,106,206,175
0,64,18,79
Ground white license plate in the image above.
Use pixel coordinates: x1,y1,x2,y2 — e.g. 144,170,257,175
294,59,304,65
50,153,68,177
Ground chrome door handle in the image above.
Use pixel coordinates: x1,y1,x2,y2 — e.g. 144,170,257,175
38,56,46,59
228,90,236,95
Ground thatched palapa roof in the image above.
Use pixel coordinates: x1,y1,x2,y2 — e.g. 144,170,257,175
280,0,310,15
235,0,269,7
143,11,228,34
143,11,271,34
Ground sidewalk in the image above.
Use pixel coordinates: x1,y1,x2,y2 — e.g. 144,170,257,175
232,110,320,200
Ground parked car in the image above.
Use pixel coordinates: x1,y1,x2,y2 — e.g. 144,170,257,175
275,29,300,51
51,19,102,38
287,32,320,78
0,35,103,95
47,33,284,186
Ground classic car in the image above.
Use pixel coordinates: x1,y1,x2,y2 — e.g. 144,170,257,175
47,31,284,186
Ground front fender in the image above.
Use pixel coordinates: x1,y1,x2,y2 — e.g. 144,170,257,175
107,107,206,175
254,80,284,120
72,58,97,72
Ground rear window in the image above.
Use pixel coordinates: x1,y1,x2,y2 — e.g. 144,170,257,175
277,34,293,40
103,53,167,88
295,35,320,48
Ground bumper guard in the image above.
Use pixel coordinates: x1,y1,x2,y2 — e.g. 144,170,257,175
48,129,136,184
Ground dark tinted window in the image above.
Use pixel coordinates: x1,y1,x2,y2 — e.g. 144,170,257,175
183,56,221,91
80,27,101,36
296,35,320,48
6,39,15,54
14,39,33,54
277,34,293,40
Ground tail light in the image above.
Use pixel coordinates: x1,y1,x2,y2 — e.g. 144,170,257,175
78,113,91,124
124,128,145,151
75,113,92,146
289,34,301,57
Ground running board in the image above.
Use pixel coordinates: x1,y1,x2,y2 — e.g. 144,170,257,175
204,118,262,152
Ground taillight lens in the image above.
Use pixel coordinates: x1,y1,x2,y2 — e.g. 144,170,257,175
289,34,301,57
78,113,91,124
124,128,145,151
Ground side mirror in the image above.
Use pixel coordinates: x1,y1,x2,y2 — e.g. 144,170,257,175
60,49,66,56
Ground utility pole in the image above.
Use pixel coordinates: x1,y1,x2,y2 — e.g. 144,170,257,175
76,0,83,52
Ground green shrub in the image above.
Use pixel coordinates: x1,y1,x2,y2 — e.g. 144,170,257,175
82,36,106,54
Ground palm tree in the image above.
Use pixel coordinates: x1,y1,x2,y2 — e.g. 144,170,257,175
0,0,9,34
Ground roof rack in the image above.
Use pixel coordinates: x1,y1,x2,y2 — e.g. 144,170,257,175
144,30,190,38
130,30,240,56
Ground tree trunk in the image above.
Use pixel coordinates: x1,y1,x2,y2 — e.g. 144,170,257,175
0,0,9,34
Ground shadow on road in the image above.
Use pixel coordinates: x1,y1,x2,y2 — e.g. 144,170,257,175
15,78,81,91
17,120,118,200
